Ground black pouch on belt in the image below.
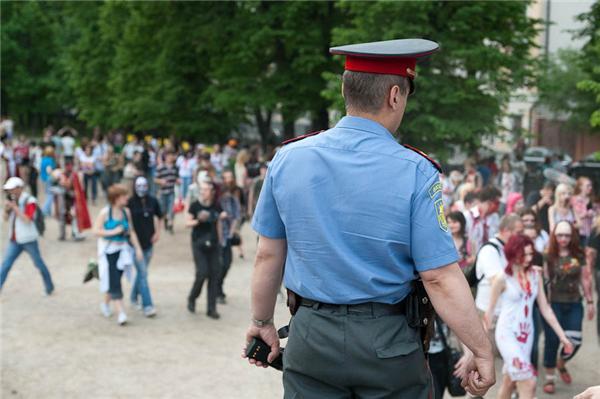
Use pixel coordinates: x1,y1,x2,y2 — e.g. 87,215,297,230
286,289,302,316
406,279,436,353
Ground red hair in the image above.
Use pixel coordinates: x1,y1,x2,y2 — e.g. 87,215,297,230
546,221,583,264
504,234,534,276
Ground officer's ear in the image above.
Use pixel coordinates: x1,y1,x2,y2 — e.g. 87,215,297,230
388,85,406,111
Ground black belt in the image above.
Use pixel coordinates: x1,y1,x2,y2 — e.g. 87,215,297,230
299,297,407,317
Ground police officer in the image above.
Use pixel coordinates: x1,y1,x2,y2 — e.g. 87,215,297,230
243,39,495,398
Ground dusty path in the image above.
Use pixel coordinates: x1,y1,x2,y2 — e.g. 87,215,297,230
1,203,598,398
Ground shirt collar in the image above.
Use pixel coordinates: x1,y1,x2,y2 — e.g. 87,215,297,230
335,116,396,140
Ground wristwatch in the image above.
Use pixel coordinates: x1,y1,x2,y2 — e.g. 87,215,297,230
252,317,274,327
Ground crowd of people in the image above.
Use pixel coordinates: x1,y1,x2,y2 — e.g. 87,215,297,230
430,156,598,399
1,122,599,397
1,125,271,324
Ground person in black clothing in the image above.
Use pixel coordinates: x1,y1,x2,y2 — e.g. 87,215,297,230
186,181,225,319
585,219,600,342
127,176,163,317
526,181,555,234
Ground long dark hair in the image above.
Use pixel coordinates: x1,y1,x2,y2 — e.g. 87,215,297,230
546,220,583,263
446,211,466,237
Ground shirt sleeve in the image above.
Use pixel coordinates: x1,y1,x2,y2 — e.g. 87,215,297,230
475,245,503,280
251,169,286,239
154,198,164,218
410,172,459,271
188,202,197,217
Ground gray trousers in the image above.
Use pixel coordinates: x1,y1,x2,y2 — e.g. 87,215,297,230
283,304,432,399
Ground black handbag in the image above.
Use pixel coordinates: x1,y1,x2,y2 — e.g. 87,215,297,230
229,233,241,246
437,322,467,397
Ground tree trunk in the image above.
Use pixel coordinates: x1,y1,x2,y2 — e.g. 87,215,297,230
282,112,295,140
311,108,329,132
254,108,273,151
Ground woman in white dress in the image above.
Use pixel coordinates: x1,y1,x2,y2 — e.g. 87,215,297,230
485,234,573,399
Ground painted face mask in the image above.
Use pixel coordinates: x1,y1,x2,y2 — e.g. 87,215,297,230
135,177,149,197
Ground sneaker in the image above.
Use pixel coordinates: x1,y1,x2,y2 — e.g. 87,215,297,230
131,301,142,311
143,307,157,318
100,302,112,318
118,312,128,325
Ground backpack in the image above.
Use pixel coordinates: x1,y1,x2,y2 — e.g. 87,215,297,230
463,240,501,287
24,193,45,236
34,205,45,236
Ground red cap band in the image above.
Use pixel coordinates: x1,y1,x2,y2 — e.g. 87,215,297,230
345,55,416,77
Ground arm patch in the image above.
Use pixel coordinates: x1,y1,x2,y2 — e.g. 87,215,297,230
402,144,442,173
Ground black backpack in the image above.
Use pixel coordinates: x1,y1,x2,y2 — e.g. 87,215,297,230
24,193,45,236
463,240,501,287
34,204,45,236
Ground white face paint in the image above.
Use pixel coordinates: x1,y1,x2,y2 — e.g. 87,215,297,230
135,177,149,197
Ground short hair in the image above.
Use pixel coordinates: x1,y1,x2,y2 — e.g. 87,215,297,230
342,70,411,114
479,186,501,203
464,191,478,205
499,213,522,232
107,184,128,204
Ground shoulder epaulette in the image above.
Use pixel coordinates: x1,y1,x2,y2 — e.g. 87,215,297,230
281,130,323,146
402,144,442,173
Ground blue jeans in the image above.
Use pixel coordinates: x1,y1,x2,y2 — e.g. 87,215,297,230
83,173,98,201
180,176,192,200
130,247,154,308
160,192,175,222
42,181,54,216
543,302,583,368
1,240,54,294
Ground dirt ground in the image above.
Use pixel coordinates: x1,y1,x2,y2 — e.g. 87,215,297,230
1,202,599,399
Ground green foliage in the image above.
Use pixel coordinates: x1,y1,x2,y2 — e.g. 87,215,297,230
537,49,597,130
575,1,600,128
327,1,540,154
1,2,62,128
1,0,542,150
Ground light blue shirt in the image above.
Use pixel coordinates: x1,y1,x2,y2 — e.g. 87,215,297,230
252,116,459,305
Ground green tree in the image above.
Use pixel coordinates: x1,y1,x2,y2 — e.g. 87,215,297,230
537,49,597,131
1,2,62,130
575,1,600,128
327,1,540,155
208,1,338,145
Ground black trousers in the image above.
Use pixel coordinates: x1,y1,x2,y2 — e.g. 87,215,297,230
218,242,232,296
188,241,221,313
428,351,449,399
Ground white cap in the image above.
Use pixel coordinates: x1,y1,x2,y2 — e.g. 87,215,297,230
3,177,25,190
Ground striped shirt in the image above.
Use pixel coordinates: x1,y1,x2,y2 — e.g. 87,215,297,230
156,164,178,195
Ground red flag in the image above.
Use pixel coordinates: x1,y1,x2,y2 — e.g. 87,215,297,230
72,174,91,231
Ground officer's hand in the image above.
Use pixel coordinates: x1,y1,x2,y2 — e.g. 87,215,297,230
575,385,600,399
243,324,280,368
463,353,495,397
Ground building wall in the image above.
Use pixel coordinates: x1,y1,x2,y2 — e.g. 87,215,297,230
534,117,599,160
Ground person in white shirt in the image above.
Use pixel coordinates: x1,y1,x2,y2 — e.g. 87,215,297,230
464,186,502,255
176,151,197,201
474,213,523,352
1,177,54,295
57,126,78,166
